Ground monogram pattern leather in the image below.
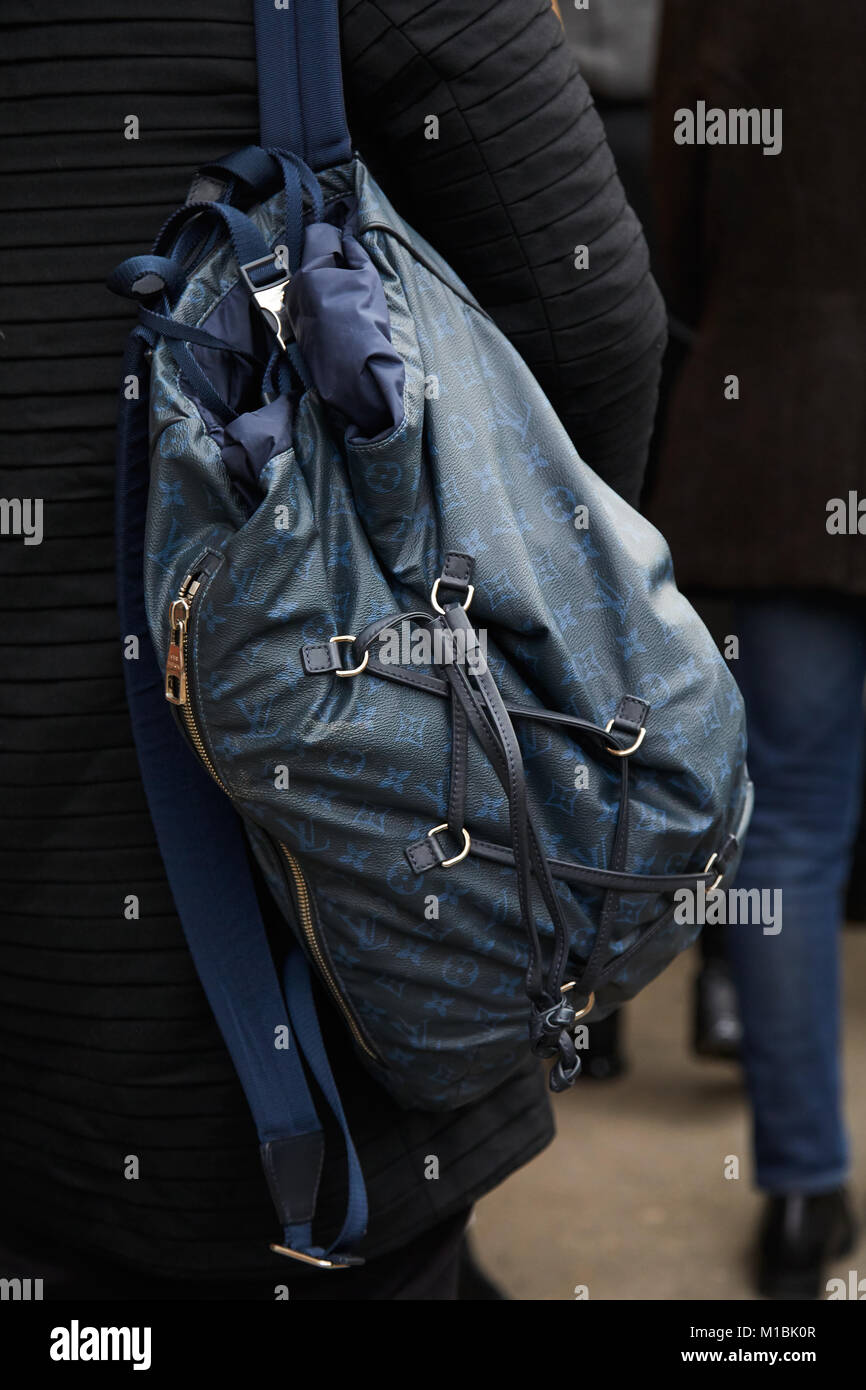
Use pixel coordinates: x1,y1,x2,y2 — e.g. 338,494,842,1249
143,158,751,1109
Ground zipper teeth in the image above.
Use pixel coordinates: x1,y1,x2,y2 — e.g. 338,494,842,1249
179,626,231,796
172,575,379,1064
279,843,379,1061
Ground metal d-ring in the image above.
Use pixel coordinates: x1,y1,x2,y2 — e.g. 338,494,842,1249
703,851,724,894
330,634,369,678
427,822,472,868
430,577,475,616
560,983,596,1020
604,719,646,757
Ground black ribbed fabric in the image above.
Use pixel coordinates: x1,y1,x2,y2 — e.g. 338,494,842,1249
343,0,665,505
0,0,662,1280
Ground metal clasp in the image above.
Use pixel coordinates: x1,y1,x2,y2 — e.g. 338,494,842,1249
240,253,292,352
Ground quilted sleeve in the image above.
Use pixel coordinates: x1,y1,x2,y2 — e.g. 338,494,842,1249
340,0,667,506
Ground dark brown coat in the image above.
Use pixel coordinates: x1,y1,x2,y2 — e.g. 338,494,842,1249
646,0,866,594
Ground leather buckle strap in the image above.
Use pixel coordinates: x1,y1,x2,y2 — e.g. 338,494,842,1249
301,611,434,678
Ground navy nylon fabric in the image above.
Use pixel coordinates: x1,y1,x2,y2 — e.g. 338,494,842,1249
222,396,295,510
286,221,405,442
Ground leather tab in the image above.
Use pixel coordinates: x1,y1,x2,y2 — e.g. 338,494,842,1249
187,173,228,205
406,834,446,874
610,694,650,734
442,552,474,585
436,552,475,603
301,640,341,675
260,1133,325,1227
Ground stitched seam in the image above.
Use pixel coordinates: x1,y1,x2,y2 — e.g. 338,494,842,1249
448,703,468,830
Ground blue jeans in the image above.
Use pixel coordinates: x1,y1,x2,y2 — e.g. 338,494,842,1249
726,595,866,1193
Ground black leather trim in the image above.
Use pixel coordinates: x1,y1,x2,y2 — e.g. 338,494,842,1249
447,695,469,838
260,1133,325,1227
469,835,715,892
442,552,474,587
435,552,475,604
406,833,447,874
301,640,341,674
610,694,649,735
186,173,228,205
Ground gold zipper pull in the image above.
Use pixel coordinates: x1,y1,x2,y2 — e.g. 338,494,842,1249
165,596,189,705
165,572,201,706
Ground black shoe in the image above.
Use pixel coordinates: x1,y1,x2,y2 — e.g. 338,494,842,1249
579,1010,626,1081
692,961,742,1060
758,1189,858,1300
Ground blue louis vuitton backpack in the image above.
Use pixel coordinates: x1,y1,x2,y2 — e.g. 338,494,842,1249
110,0,752,1267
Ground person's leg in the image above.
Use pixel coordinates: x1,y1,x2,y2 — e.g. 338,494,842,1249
693,920,742,1061
728,594,865,1192
727,594,864,1295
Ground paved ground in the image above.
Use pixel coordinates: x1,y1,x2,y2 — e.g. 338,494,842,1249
473,932,866,1301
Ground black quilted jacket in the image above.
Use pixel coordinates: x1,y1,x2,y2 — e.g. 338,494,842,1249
0,0,665,1279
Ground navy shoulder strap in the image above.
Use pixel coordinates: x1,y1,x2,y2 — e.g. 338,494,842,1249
111,0,362,1269
115,329,366,1267
254,0,352,170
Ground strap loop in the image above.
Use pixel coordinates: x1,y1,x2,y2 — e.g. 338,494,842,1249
107,254,187,303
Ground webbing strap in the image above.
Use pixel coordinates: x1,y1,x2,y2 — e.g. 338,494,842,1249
285,952,368,1254
153,200,274,284
253,0,352,170
114,328,366,1260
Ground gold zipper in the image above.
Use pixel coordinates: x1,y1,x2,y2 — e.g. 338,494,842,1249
164,569,379,1062
164,569,231,796
278,843,379,1061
